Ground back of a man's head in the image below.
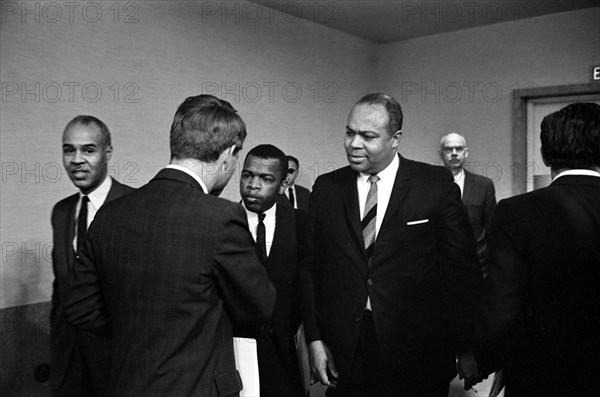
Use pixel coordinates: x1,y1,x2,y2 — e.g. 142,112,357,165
540,102,600,170
170,95,247,162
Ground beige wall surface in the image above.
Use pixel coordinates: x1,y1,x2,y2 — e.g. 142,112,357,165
378,8,600,201
0,0,377,309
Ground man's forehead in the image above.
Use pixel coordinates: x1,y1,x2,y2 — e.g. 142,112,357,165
63,123,102,143
442,134,466,147
243,156,281,172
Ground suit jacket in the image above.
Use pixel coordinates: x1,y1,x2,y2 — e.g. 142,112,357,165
283,185,310,211
64,168,276,396
253,196,305,395
462,171,496,266
299,155,481,384
50,178,133,393
475,175,600,396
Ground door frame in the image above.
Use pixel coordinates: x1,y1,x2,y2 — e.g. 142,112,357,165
512,83,600,195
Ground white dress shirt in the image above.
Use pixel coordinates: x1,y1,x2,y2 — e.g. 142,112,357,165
285,186,297,209
73,175,112,250
553,169,600,181
243,202,277,257
357,154,399,310
453,169,465,197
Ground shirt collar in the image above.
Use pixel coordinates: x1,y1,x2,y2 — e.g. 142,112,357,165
166,164,208,194
454,169,465,182
244,201,277,221
82,174,112,210
358,153,400,183
553,169,600,181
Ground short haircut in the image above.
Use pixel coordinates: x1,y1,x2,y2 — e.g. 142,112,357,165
439,132,467,147
245,144,287,182
540,102,600,170
286,155,299,168
355,93,403,134
170,95,247,162
64,115,111,148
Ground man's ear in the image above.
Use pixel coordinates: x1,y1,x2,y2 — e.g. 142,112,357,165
464,147,469,159
220,144,238,167
105,145,113,162
278,181,287,195
391,130,402,149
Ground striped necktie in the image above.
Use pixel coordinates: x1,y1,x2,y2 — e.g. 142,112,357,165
362,175,379,260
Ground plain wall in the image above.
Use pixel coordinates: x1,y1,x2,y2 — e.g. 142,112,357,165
379,7,600,201
0,0,377,310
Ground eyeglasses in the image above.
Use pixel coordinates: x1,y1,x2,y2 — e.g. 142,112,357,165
287,169,297,174
442,146,465,153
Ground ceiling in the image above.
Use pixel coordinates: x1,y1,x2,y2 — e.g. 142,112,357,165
251,0,599,43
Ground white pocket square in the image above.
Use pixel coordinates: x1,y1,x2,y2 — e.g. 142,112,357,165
406,219,429,225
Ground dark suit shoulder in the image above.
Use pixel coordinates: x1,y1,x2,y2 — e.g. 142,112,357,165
110,178,136,195
465,171,494,186
51,193,79,222
402,157,454,184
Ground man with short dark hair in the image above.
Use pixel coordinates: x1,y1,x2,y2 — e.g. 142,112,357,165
471,102,600,396
299,93,481,396
284,155,310,211
239,144,305,397
64,95,276,396
439,132,496,272
51,115,134,396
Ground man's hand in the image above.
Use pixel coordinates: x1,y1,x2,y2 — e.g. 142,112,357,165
309,340,338,387
458,351,486,390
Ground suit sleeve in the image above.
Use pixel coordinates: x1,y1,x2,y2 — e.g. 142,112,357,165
212,204,276,339
297,179,323,343
63,215,111,337
436,172,482,352
474,199,528,372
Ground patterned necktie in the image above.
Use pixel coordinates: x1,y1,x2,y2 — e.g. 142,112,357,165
77,195,89,254
256,213,267,264
288,187,295,208
362,175,379,260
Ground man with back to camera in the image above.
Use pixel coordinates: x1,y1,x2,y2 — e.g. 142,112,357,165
64,95,276,396
50,115,134,396
299,93,482,396
239,144,305,397
284,155,311,211
468,102,600,396
439,132,497,273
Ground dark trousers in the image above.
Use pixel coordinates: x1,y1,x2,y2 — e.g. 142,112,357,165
257,336,304,397
327,311,450,397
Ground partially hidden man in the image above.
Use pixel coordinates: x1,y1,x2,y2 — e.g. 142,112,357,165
51,115,134,396
64,95,276,396
239,144,305,397
299,93,482,396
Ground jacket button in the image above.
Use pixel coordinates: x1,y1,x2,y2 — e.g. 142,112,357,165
367,278,373,286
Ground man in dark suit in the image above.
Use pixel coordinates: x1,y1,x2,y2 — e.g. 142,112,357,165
439,132,496,271
239,144,305,397
284,155,310,211
64,95,276,396
299,93,481,396
471,102,600,396
50,115,134,396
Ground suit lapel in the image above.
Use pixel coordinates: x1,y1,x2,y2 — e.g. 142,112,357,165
266,202,293,269
341,169,364,249
64,195,78,269
380,155,411,233
462,171,473,205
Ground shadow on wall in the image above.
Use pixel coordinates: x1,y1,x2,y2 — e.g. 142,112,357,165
1,242,51,396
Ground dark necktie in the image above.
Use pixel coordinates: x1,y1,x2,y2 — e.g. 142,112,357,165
256,213,267,264
361,175,379,261
77,195,89,254
288,187,295,208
